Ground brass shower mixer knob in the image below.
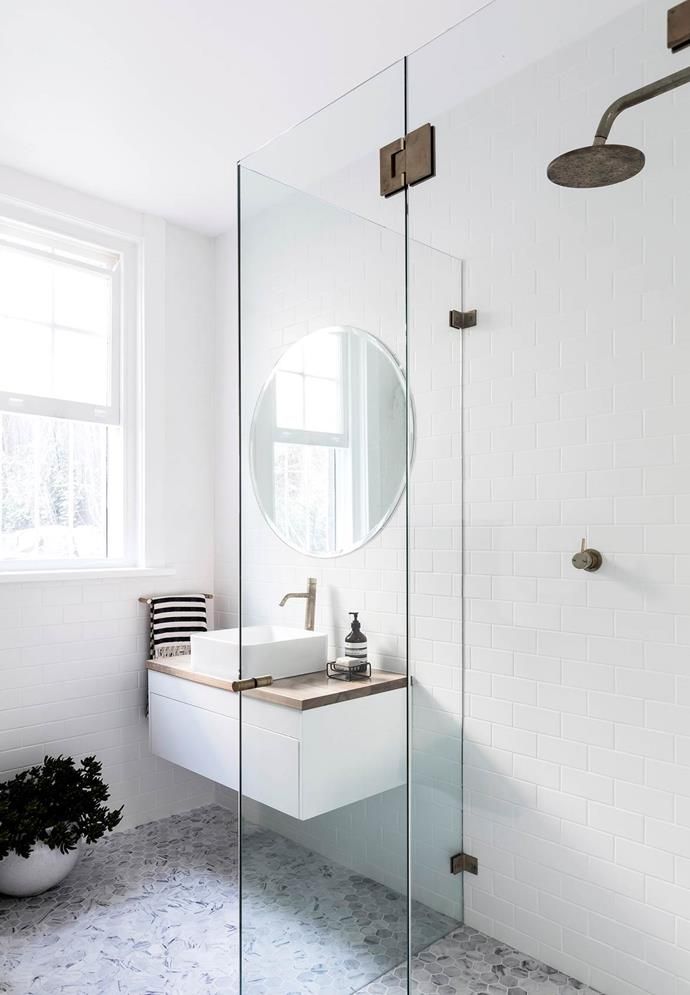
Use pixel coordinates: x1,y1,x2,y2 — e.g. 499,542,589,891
572,538,603,572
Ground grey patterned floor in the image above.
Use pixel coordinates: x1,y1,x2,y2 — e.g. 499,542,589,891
0,805,599,995
359,928,601,994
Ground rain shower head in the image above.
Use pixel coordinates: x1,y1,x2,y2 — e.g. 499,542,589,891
547,144,645,188
547,64,690,189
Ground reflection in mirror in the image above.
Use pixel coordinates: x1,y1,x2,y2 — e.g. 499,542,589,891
250,326,409,557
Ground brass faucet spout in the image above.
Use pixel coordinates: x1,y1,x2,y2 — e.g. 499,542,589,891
279,578,317,631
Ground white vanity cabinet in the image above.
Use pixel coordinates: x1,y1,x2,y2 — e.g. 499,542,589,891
148,668,406,820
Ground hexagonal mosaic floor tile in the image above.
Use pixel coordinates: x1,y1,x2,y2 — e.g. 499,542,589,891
0,805,600,995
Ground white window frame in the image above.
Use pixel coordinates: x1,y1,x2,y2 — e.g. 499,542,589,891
0,199,143,574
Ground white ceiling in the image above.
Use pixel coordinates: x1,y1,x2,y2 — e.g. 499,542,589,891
0,0,492,234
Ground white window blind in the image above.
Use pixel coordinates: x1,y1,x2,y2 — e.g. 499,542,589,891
0,218,121,425
0,212,133,567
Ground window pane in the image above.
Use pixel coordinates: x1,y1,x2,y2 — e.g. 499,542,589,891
304,331,340,379
0,247,52,324
273,442,333,554
0,318,52,396
53,265,110,335
0,412,111,561
279,339,305,374
0,240,113,410
304,376,341,433
53,329,109,405
275,371,304,430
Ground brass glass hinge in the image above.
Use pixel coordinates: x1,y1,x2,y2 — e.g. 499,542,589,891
449,309,477,329
669,1,690,52
380,123,435,197
450,852,478,876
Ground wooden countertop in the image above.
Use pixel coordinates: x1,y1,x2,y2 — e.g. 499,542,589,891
243,669,407,710
146,658,406,710
146,656,236,692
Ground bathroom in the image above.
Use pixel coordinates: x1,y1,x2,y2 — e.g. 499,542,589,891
1,0,689,993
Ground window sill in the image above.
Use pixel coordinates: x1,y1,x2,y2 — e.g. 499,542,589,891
0,566,176,584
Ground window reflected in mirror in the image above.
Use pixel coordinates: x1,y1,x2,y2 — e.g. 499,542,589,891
250,326,409,557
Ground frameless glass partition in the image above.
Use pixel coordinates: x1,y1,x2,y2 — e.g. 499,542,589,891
238,63,413,994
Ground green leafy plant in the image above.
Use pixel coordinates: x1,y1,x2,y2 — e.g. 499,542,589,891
0,755,123,860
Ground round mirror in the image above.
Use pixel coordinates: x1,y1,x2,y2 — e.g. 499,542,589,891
250,326,410,557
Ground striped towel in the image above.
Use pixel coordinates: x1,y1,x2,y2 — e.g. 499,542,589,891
149,595,208,659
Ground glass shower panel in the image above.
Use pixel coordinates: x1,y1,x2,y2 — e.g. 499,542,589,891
407,239,465,958
238,62,411,994
408,1,690,992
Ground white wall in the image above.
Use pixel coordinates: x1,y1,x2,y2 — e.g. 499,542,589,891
408,1,690,992
0,167,217,829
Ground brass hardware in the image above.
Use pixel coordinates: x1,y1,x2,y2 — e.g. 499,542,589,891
449,309,477,330
379,123,434,197
138,593,214,604
572,538,603,573
669,1,690,52
450,852,478,876
231,675,273,692
279,577,317,631
379,136,405,197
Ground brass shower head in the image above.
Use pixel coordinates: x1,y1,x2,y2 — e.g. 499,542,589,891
547,64,690,188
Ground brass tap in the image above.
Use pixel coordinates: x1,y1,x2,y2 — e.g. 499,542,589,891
279,577,317,631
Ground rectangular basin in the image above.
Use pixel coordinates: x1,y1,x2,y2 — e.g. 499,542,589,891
190,625,328,681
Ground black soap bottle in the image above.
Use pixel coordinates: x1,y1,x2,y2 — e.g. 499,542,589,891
344,612,368,662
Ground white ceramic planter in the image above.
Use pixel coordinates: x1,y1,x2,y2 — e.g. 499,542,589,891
0,841,81,897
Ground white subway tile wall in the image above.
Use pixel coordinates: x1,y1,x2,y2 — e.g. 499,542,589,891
408,242,464,921
0,575,214,828
407,1,690,991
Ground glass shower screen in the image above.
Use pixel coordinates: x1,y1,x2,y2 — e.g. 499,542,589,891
237,61,414,995
237,45,467,993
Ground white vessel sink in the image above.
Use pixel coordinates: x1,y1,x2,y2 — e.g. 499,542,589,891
190,625,327,681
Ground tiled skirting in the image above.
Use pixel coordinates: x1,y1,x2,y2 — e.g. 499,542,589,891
0,806,599,995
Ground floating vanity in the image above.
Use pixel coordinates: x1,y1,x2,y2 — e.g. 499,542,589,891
147,627,406,821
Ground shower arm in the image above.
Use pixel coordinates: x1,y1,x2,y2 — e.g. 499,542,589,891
593,64,690,145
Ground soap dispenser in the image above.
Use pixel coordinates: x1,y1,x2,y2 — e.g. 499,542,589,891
344,612,368,661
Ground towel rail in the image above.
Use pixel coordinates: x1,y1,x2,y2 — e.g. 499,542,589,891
138,593,214,605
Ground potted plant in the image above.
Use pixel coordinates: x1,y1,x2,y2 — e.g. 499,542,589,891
0,754,123,897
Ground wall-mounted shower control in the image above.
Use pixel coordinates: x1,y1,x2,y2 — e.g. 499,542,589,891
572,538,603,573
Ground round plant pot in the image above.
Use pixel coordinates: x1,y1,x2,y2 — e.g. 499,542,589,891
0,842,81,897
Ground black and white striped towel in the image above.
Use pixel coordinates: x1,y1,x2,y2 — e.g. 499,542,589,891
149,595,208,659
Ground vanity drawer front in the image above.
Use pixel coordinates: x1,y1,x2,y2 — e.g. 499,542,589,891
243,697,301,738
148,669,239,718
149,691,238,789
242,725,300,819
300,689,406,820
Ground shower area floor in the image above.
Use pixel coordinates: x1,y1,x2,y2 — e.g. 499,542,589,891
0,806,599,995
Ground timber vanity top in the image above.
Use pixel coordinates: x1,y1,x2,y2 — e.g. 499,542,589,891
146,658,406,710
243,669,407,709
